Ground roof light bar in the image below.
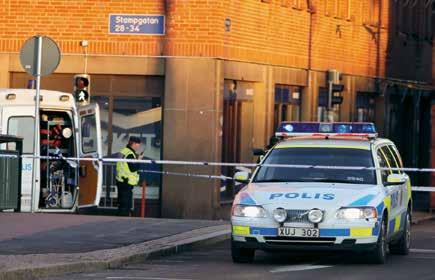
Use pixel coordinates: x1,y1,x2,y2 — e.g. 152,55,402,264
275,122,378,138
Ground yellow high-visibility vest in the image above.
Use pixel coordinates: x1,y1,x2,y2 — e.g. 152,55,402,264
116,147,140,186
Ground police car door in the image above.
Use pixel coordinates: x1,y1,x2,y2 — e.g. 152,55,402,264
78,104,103,208
1,106,36,212
385,145,409,215
378,145,403,234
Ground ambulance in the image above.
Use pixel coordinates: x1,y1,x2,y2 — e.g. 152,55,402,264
231,122,412,264
0,89,103,212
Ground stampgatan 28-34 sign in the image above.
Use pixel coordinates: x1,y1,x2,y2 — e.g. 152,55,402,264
109,14,165,35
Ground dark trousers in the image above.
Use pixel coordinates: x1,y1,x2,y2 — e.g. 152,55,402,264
116,180,133,216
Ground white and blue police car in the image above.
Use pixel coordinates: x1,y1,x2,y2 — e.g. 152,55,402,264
231,122,412,264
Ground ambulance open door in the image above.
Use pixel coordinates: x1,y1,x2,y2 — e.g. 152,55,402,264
78,104,103,208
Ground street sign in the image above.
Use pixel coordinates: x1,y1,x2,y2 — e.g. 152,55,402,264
109,14,165,35
19,35,61,212
19,36,61,77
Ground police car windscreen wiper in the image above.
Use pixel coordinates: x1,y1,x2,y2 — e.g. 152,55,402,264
254,179,307,183
303,178,355,184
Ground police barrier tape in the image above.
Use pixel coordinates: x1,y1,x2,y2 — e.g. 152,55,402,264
3,154,435,191
14,154,435,173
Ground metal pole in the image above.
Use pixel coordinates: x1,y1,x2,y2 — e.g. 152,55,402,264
31,36,43,212
140,181,146,218
327,80,333,122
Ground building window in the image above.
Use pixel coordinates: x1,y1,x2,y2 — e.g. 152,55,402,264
274,85,302,130
356,92,377,122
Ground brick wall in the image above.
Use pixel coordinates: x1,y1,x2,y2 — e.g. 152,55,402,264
0,0,166,55
0,0,424,79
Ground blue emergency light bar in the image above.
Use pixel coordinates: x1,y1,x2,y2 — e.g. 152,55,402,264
275,122,377,138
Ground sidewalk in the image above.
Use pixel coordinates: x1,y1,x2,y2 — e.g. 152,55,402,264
0,213,230,280
412,210,435,225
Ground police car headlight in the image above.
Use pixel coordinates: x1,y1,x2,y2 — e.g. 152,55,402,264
232,205,267,218
308,209,324,223
273,208,287,223
336,207,377,220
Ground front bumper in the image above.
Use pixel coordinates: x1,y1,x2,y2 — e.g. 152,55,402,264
232,238,377,252
232,219,380,252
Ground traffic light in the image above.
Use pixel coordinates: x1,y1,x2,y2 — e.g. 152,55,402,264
73,74,90,104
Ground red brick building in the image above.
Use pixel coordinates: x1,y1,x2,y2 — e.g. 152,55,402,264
0,0,433,217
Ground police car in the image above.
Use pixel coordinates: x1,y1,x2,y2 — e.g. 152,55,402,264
231,122,412,264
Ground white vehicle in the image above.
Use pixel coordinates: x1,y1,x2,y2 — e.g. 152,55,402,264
0,89,103,212
231,122,412,264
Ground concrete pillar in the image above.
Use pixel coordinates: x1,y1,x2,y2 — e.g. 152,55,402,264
162,58,221,219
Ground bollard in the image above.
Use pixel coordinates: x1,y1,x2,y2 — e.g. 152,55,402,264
140,181,146,218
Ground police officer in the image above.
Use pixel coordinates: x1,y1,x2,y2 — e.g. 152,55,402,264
116,136,143,216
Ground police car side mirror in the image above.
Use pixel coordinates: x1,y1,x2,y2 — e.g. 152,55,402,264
386,174,406,186
253,148,265,156
234,171,250,184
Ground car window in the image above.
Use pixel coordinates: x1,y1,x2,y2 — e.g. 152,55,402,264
381,146,400,174
7,116,35,154
389,145,403,169
377,148,390,185
253,147,376,185
385,145,402,174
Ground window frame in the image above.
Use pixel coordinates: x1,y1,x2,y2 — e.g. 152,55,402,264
376,146,391,185
80,114,98,154
381,145,400,175
7,116,35,154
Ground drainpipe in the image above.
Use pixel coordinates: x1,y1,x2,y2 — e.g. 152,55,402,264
306,0,315,120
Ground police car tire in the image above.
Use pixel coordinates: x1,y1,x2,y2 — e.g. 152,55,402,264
370,217,387,264
389,211,411,255
231,242,255,263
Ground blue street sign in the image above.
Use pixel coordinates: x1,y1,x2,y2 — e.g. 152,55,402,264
109,14,165,35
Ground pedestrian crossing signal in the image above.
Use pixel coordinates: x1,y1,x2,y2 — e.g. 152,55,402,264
73,74,90,104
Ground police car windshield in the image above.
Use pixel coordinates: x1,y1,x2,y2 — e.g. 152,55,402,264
253,147,376,185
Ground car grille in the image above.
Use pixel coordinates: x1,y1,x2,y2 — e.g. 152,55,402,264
264,236,336,247
285,209,310,223
265,236,336,245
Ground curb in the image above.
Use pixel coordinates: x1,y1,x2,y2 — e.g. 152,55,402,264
0,225,231,280
412,215,435,225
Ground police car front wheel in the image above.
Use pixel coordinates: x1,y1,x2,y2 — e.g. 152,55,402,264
369,217,388,264
231,241,255,263
389,211,411,255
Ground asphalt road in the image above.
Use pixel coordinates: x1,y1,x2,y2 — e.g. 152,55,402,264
46,220,435,280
